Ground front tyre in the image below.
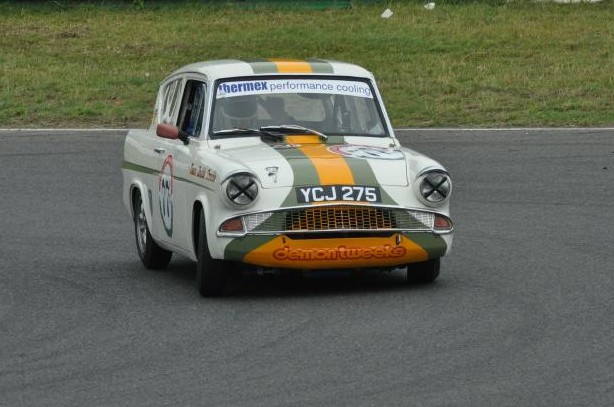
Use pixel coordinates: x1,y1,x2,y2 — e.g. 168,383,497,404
407,258,440,284
133,192,172,269
196,208,229,297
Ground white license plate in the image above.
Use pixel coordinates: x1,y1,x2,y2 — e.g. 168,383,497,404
296,185,381,203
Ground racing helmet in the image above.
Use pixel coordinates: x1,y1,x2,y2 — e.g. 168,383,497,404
218,96,258,129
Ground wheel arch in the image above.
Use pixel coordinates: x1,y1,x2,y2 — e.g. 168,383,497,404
191,195,214,258
129,181,152,222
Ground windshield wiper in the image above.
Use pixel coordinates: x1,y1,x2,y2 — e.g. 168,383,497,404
213,126,328,141
260,125,328,141
213,128,262,136
212,127,285,141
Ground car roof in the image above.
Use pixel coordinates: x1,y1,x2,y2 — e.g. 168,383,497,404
164,59,375,82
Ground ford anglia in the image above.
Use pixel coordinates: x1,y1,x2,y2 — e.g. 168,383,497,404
122,59,453,296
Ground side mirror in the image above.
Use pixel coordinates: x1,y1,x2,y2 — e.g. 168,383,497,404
156,123,179,140
156,123,189,145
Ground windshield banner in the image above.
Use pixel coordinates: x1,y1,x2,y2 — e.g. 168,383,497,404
217,79,373,99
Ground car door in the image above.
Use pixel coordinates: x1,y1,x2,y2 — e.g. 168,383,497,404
155,78,208,251
147,76,185,245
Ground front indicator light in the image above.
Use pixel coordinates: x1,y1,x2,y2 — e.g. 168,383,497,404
434,214,453,232
219,217,245,233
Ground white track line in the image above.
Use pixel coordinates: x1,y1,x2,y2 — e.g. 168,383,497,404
395,127,614,132
1,127,613,132
0,128,129,132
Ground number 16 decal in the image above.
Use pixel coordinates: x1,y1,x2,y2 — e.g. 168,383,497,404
159,155,174,237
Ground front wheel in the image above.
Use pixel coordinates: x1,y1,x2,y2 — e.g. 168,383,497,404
133,192,172,269
196,208,230,297
406,258,440,284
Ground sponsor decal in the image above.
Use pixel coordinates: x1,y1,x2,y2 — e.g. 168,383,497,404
217,79,372,99
189,163,217,182
158,155,174,237
328,144,404,160
296,185,381,203
218,81,268,95
273,244,407,261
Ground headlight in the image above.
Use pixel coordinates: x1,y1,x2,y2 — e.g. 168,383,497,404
225,173,259,206
416,170,451,206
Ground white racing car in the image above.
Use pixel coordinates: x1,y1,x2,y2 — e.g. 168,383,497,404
122,59,453,296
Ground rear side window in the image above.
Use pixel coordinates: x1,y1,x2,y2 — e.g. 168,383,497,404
159,78,183,124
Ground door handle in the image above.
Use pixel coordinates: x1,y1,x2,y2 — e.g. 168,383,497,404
154,148,166,154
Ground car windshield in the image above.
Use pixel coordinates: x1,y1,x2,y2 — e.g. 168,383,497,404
210,77,388,138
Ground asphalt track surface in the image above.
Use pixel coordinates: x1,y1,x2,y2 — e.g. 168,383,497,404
1,129,612,407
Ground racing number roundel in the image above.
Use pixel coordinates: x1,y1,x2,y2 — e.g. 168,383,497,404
328,145,404,160
158,155,174,237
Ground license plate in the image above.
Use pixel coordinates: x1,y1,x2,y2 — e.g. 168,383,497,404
296,185,381,203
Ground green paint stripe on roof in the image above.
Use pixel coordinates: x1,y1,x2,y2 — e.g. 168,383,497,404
244,59,280,74
306,59,335,74
242,59,335,75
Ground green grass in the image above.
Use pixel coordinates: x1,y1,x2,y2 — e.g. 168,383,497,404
1,1,614,128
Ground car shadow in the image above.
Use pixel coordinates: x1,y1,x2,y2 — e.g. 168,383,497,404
161,257,443,299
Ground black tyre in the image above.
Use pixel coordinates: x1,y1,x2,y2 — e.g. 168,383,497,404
407,258,440,284
133,192,172,269
196,208,229,297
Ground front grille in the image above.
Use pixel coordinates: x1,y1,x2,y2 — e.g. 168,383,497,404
240,205,434,235
286,206,396,231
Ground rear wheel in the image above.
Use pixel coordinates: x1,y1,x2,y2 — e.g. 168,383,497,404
196,208,230,297
133,191,172,269
407,258,440,284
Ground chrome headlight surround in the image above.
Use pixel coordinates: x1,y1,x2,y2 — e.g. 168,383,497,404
222,172,259,208
414,169,452,207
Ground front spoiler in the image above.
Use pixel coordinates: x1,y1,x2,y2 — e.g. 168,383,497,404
223,232,449,269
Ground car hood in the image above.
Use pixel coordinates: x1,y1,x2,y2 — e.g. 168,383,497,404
212,135,411,189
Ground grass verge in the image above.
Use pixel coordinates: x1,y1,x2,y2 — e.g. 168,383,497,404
1,1,613,128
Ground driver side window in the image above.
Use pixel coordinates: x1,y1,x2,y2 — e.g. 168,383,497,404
177,80,207,137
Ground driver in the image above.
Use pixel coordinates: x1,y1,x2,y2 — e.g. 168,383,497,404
217,96,258,129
